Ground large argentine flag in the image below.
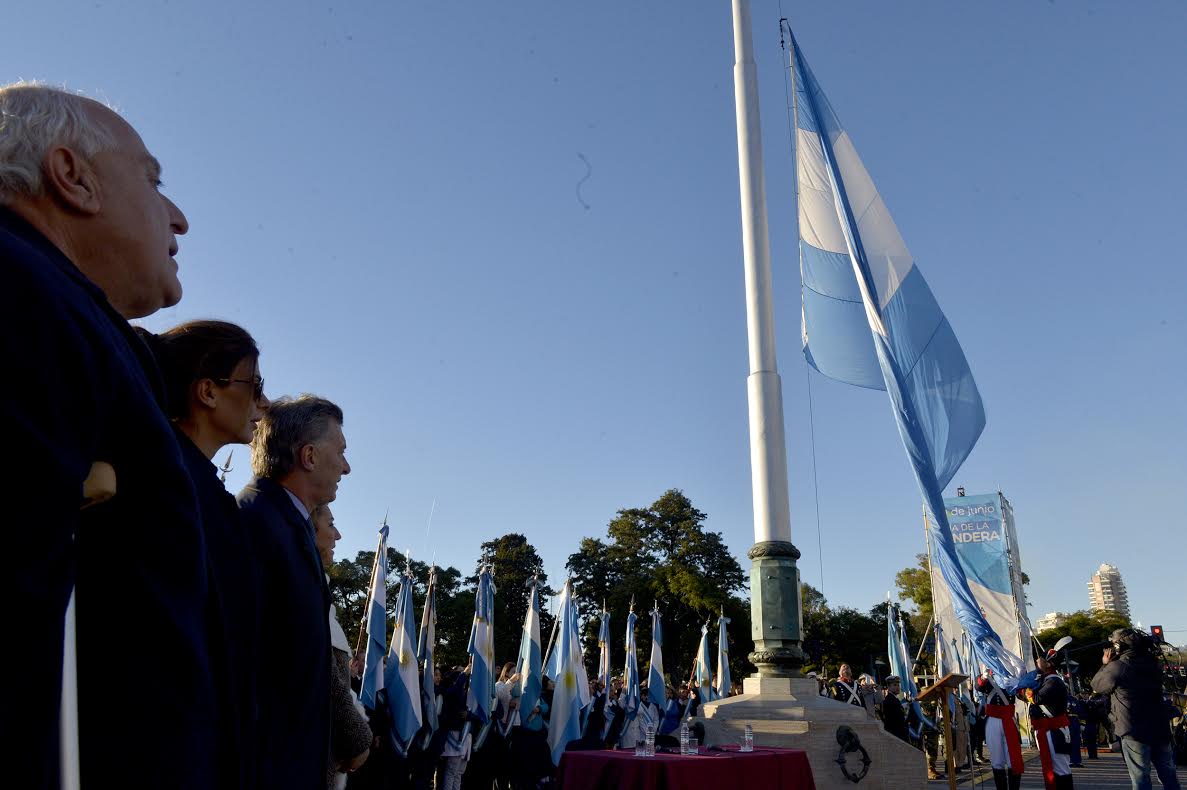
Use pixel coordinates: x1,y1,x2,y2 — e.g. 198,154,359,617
791,32,1022,687
467,567,497,724
647,605,665,710
547,579,591,765
517,580,543,721
384,571,423,754
360,524,390,709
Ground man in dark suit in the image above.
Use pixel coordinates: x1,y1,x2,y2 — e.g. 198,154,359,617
0,82,219,787
238,395,351,788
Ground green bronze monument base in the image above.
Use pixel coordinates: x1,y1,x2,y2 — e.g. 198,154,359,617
693,539,927,789
747,540,806,677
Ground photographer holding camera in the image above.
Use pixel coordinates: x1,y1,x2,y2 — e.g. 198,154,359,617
1091,628,1181,790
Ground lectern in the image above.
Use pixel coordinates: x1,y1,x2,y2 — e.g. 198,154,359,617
917,672,969,790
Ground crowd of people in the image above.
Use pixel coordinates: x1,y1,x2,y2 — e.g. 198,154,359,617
815,634,1184,790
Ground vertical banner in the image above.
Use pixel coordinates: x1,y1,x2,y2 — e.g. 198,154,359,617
933,492,1028,680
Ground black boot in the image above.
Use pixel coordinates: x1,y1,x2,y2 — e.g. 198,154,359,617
991,768,1008,790
1054,773,1075,790
1008,772,1022,790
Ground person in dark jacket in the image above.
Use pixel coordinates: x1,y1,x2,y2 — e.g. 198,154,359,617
239,395,351,788
0,82,218,788
1091,629,1181,790
147,320,272,788
879,676,910,743
1081,693,1106,760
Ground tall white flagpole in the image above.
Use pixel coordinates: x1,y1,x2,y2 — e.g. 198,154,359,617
731,0,803,678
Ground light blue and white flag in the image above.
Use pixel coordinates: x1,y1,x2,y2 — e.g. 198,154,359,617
417,566,438,742
466,566,497,724
714,611,731,701
618,605,641,747
596,605,611,695
360,524,390,709
647,603,665,710
886,604,918,699
693,620,714,702
384,569,423,755
790,30,1022,688
517,578,543,723
547,579,591,765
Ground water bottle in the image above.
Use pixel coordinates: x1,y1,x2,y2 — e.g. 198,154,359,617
680,721,690,755
645,724,655,757
742,723,754,752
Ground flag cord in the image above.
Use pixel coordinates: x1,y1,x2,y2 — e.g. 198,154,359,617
778,14,827,601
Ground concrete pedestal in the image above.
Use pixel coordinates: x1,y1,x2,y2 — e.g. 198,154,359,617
697,677,926,790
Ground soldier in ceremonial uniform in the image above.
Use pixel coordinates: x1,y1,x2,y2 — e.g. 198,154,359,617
1026,651,1075,790
977,672,1024,790
831,664,863,706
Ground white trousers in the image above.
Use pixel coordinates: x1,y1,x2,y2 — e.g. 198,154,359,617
984,716,1011,771
1042,730,1072,777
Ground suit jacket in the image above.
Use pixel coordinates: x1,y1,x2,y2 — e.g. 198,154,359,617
0,207,217,788
175,429,258,788
238,477,331,789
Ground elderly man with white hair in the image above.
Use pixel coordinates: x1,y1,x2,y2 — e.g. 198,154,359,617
0,83,218,787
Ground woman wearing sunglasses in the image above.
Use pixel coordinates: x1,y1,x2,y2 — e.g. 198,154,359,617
143,319,270,790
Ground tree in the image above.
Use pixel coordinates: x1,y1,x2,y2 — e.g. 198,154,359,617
1035,609,1131,681
894,553,934,639
326,549,469,668
566,489,751,687
799,582,896,679
466,534,556,669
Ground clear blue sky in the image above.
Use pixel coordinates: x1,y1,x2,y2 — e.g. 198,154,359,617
9,1,1185,642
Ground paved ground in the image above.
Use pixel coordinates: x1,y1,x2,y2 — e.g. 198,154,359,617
926,749,1184,789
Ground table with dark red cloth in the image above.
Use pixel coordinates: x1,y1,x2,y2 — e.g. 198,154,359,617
557,745,816,790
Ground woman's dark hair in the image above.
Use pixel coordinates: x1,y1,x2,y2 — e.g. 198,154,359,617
149,320,260,420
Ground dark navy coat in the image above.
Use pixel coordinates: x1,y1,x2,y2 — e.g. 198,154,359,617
1,208,217,787
237,476,331,788
175,428,258,788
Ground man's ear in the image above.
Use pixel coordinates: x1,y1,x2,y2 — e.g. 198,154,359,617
299,443,317,471
42,145,102,215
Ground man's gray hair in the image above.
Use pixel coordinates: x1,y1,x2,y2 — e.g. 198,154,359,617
0,82,116,204
251,394,345,480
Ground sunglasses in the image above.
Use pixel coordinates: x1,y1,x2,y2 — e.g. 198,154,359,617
216,375,265,399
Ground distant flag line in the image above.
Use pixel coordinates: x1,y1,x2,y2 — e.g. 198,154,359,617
350,514,750,758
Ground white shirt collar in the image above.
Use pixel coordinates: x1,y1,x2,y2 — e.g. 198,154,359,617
283,486,311,522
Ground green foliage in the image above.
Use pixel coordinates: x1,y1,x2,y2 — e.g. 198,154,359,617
467,533,556,670
326,549,469,668
565,489,751,686
894,553,934,638
800,583,905,679
1035,609,1131,681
